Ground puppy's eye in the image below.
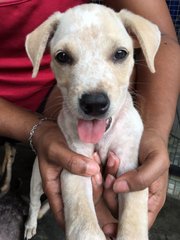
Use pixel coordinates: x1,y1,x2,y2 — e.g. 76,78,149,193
113,49,128,61
55,51,73,64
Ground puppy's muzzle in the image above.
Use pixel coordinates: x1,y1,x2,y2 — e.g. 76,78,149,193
79,92,110,117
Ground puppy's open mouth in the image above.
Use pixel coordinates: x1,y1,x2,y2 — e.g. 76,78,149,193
77,117,112,144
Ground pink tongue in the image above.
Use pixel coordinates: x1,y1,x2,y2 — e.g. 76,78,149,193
78,119,106,144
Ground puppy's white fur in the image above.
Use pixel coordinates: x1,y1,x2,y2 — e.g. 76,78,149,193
24,4,160,240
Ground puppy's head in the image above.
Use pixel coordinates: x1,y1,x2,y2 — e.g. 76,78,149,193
26,4,160,143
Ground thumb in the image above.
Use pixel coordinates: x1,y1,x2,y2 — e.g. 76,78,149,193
60,151,101,176
113,151,169,193
113,168,145,193
48,141,100,176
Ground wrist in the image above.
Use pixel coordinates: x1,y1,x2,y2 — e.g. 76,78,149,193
29,118,57,153
143,125,170,146
137,97,176,145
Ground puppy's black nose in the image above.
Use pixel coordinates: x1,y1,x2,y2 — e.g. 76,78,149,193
79,92,110,116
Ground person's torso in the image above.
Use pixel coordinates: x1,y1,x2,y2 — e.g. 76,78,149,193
0,0,88,111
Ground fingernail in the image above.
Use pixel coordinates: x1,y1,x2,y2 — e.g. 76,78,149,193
107,153,115,167
109,151,119,159
93,152,101,164
94,173,102,185
103,223,117,239
86,162,100,175
113,180,129,193
104,174,115,189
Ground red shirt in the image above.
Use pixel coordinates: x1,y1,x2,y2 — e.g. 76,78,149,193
0,0,87,111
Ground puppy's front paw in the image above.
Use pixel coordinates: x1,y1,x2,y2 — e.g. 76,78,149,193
67,224,106,240
67,232,106,240
24,222,37,240
116,232,149,240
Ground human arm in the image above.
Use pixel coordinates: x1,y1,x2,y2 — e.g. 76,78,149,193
0,95,100,226
103,0,180,229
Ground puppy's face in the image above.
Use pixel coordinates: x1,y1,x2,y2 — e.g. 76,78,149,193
50,5,134,121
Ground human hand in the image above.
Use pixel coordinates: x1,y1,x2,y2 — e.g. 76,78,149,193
102,129,169,237
33,120,100,227
92,152,119,239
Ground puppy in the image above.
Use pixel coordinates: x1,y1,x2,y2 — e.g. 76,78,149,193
24,4,160,240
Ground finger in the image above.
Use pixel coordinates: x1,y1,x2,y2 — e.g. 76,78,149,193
148,171,168,229
90,152,103,204
95,199,118,237
106,237,116,240
39,161,65,228
92,151,101,165
148,211,158,229
148,194,164,229
92,173,103,204
104,151,120,176
148,190,166,227
43,177,65,228
50,142,100,176
103,152,119,217
103,223,117,239
104,174,118,216
113,151,169,193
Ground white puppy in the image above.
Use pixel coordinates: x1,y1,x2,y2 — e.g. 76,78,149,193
24,4,160,240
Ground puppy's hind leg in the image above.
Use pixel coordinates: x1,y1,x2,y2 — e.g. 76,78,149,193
24,157,43,240
38,200,50,219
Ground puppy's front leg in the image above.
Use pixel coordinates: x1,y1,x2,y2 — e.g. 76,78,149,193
117,189,148,240
115,153,149,240
61,169,106,240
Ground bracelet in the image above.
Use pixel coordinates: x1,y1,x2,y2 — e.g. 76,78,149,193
28,117,50,153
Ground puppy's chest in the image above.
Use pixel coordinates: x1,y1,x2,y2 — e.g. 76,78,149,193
96,114,143,168
95,123,128,165
58,103,143,166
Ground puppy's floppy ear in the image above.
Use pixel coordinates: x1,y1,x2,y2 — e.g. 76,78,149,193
25,12,61,78
118,9,161,73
